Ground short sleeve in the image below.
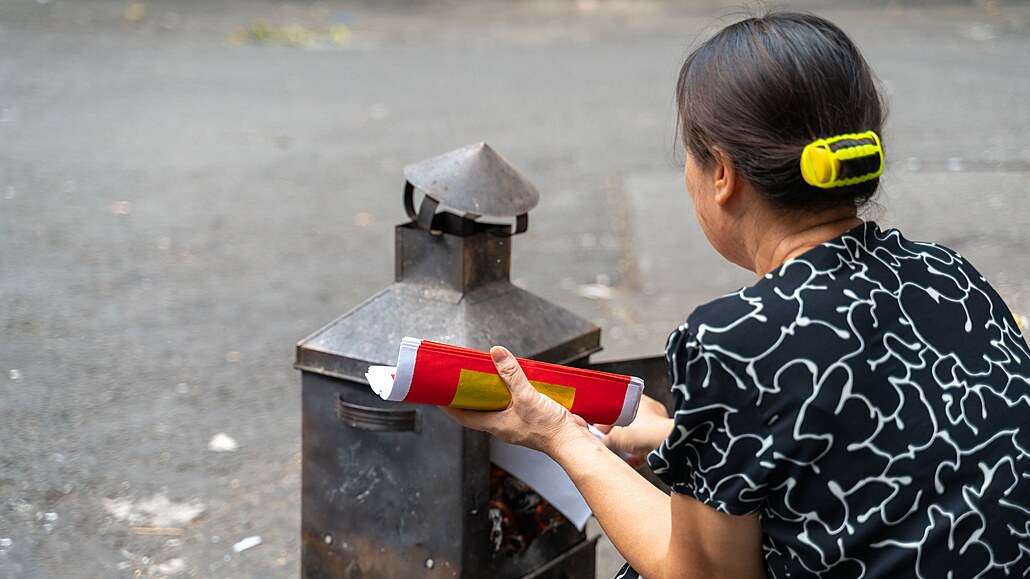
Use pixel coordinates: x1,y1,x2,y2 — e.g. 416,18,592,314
646,323,773,516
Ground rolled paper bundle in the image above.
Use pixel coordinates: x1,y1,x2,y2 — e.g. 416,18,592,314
366,337,644,426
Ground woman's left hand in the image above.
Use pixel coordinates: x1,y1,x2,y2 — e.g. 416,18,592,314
440,346,591,456
594,395,673,458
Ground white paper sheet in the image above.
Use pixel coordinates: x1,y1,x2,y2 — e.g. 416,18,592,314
487,425,622,532
488,439,593,531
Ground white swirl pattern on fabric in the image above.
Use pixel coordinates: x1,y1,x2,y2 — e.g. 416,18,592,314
617,223,1030,578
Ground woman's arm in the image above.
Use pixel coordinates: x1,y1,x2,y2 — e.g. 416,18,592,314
551,428,765,579
444,347,766,579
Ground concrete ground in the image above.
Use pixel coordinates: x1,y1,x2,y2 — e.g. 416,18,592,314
1,0,1027,577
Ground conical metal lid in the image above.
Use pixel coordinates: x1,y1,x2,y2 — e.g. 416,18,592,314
403,142,540,218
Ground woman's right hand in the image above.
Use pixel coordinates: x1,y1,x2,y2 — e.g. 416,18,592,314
595,394,674,462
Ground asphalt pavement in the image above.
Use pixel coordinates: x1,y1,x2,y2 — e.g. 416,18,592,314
1,0,1028,577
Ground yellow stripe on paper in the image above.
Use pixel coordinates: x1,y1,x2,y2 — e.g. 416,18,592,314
532,379,576,410
453,369,576,411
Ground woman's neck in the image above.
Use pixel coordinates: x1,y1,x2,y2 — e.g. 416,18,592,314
750,211,863,278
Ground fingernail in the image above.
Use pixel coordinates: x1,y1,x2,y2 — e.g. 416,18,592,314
491,347,509,364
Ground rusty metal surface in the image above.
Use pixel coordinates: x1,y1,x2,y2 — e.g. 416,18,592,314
301,373,477,579
295,282,602,384
296,223,602,383
297,183,604,577
301,372,597,579
394,222,511,294
520,536,598,579
403,143,540,218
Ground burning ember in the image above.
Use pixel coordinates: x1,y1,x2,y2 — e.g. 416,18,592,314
488,466,566,555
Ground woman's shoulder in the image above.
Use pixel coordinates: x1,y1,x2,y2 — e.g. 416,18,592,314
740,221,996,310
816,221,977,282
676,220,1026,363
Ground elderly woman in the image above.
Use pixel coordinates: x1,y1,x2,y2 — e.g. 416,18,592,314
445,11,1030,578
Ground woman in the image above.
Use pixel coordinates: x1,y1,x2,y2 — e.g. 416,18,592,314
445,11,1030,578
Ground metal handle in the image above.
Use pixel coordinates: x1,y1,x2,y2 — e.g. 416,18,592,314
404,181,528,235
336,397,420,432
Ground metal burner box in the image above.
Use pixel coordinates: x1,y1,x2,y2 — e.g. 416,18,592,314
296,144,611,578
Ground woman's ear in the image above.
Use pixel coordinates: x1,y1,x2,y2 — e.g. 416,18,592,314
710,147,737,207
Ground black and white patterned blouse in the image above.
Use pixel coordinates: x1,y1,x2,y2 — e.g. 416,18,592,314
618,222,1030,578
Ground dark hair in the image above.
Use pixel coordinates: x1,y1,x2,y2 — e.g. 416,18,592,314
677,11,886,211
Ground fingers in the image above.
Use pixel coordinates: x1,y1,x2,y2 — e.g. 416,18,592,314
600,426,627,451
441,405,518,436
440,406,489,431
600,420,669,457
623,454,646,469
490,346,535,404
636,395,670,419
443,348,594,454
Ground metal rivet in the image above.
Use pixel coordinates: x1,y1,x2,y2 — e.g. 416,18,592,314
323,534,333,545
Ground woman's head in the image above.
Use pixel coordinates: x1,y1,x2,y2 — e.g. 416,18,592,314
678,11,886,212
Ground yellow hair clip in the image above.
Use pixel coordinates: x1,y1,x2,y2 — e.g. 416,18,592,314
800,131,884,189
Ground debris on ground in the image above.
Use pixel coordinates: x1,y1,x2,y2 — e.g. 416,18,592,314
103,494,206,528
207,433,239,452
232,535,262,553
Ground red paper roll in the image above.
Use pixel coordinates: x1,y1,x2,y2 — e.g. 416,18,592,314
367,337,643,426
